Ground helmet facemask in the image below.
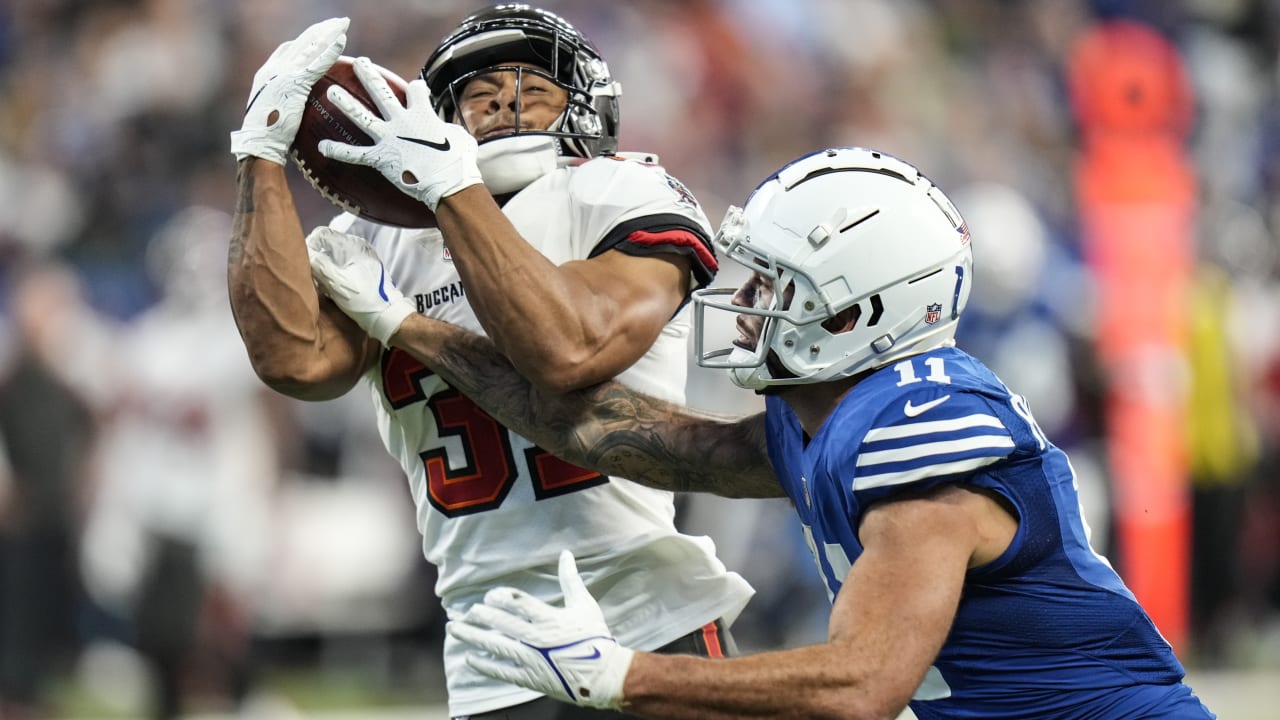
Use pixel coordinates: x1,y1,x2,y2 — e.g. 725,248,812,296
422,7,621,166
439,63,611,156
695,205,849,388
695,215,880,391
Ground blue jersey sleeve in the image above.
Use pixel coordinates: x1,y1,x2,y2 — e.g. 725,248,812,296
852,388,1016,506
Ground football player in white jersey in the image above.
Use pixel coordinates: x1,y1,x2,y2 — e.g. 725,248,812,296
227,6,752,719
307,147,1216,719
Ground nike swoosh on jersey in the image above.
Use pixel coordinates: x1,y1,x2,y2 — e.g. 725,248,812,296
378,266,388,301
904,395,951,417
397,135,451,151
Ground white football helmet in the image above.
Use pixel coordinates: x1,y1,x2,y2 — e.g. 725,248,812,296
693,147,974,391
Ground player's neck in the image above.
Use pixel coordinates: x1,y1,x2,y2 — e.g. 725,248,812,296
781,375,862,438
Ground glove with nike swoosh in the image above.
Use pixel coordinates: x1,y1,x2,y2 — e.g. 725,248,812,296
447,550,635,709
320,56,483,211
231,17,348,165
305,227,416,346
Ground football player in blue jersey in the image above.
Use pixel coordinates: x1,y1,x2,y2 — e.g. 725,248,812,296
306,146,1216,719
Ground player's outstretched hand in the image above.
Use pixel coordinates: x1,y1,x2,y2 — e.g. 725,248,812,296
447,550,634,709
306,227,415,346
319,56,483,211
231,17,348,165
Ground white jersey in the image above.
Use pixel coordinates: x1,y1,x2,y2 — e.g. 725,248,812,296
331,156,754,716
83,298,276,612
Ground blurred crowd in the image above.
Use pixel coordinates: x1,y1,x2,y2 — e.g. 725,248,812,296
1,0,1279,717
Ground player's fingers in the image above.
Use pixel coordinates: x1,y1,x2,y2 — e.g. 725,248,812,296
305,248,339,284
306,226,364,260
355,239,383,262
308,261,340,298
483,586,560,623
295,17,348,56
306,245,331,272
300,225,340,262
352,57,404,119
264,39,293,66
317,16,351,40
305,34,347,77
446,618,493,647
449,620,524,661
325,85,385,138
317,139,378,166
557,550,595,612
304,225,336,252
304,229,358,283
465,601,545,639
465,650,530,686
309,259,362,304
405,78,432,111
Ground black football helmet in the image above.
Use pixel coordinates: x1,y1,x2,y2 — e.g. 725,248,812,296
421,4,621,158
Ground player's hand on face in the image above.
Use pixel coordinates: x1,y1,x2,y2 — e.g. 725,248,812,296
230,17,349,165
319,57,483,211
305,227,415,346
447,550,634,709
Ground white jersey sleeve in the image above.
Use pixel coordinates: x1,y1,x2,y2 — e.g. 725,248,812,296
511,156,719,290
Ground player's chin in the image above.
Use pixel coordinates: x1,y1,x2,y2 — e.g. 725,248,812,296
480,127,516,141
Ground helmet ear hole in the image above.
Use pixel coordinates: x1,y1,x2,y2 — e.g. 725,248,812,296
822,304,862,334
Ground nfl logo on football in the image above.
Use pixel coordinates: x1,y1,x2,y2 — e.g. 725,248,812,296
925,303,942,324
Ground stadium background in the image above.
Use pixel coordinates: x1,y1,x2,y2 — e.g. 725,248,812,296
0,0,1277,717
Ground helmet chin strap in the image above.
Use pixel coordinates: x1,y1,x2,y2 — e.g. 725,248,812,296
728,345,799,393
476,134,560,194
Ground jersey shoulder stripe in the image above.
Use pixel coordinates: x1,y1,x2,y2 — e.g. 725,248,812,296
624,227,717,274
590,214,717,288
853,389,1014,493
566,158,716,288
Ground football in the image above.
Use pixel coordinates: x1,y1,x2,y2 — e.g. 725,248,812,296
289,56,437,228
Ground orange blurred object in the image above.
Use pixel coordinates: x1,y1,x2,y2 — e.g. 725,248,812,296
1068,19,1196,653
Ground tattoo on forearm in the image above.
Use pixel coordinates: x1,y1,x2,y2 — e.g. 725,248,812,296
412,322,779,499
578,388,777,498
229,161,255,268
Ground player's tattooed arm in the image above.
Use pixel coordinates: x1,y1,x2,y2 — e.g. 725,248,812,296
568,382,780,498
392,315,783,499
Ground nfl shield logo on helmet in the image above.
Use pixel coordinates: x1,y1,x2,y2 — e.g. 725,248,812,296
925,303,942,324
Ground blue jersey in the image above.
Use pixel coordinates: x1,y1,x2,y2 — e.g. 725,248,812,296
764,347,1214,719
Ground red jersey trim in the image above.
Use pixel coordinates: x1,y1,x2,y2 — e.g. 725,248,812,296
624,228,719,274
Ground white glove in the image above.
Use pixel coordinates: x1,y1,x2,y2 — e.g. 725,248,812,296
230,17,349,165
305,227,415,346
318,56,483,211
447,550,635,709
